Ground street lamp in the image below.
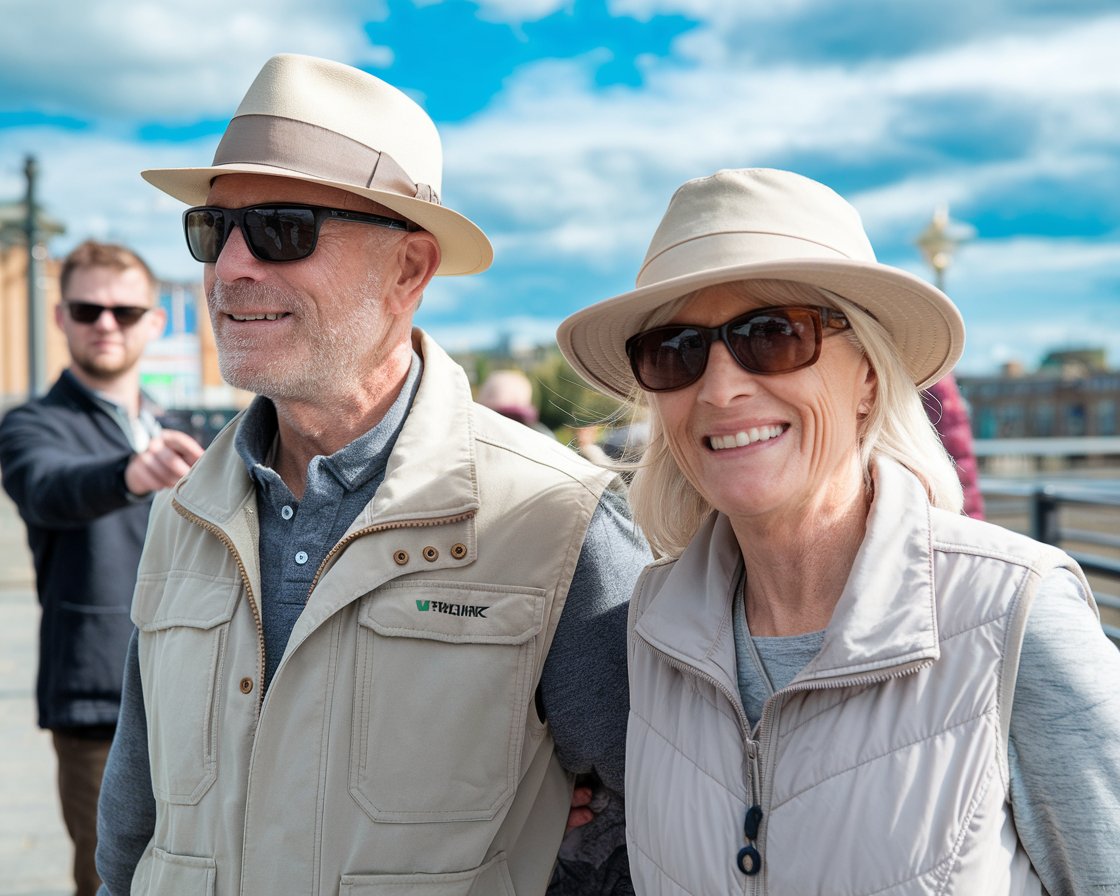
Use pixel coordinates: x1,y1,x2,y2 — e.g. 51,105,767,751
914,204,974,291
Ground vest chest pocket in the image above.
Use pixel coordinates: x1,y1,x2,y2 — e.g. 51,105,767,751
350,582,547,823
134,569,241,806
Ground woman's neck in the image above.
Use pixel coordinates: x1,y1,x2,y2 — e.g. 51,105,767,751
732,484,871,637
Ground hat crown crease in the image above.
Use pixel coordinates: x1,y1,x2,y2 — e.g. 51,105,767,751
637,229,863,287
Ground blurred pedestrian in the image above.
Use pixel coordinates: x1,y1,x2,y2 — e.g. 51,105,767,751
477,368,555,436
0,240,203,896
924,373,985,518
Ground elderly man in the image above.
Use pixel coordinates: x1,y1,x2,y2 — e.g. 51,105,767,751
94,54,647,895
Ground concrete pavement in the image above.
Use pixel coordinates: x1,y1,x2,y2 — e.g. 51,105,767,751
0,490,72,895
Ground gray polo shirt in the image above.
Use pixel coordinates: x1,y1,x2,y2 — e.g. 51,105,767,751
96,354,649,896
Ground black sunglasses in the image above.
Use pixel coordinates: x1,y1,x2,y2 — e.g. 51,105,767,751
626,305,851,392
64,301,151,326
183,203,414,264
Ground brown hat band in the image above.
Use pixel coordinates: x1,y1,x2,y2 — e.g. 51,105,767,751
213,113,441,204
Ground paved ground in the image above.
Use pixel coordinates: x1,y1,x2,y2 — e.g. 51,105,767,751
0,491,72,895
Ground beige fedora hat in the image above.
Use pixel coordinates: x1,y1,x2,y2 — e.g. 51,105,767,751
558,168,964,398
142,53,492,276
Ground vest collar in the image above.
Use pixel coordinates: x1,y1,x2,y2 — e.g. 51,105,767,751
634,456,940,687
172,328,481,534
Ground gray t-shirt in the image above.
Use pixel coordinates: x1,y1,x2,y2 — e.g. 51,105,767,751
732,567,1120,894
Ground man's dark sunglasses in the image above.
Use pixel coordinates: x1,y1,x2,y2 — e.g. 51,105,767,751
183,203,414,264
64,301,151,326
626,305,851,393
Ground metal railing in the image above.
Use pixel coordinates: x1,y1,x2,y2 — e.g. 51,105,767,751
981,480,1120,645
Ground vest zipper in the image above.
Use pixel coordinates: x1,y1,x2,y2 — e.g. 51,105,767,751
634,639,761,892
639,635,934,895
173,499,268,712
751,657,935,892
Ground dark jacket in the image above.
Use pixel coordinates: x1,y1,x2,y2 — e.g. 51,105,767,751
0,370,154,731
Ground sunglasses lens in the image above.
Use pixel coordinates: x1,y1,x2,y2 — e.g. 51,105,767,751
629,327,709,391
185,208,225,263
66,302,103,324
629,308,827,392
66,303,148,326
111,307,150,326
727,309,817,374
242,208,317,262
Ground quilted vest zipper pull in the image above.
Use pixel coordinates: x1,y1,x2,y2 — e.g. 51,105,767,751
736,804,763,875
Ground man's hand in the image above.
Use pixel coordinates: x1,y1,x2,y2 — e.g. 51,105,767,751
566,783,596,834
124,429,204,496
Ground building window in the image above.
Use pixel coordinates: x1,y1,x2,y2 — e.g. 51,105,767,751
1065,403,1086,437
1033,403,1055,437
1097,399,1117,436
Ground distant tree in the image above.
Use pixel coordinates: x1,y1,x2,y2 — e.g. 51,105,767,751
530,349,624,432
473,355,491,391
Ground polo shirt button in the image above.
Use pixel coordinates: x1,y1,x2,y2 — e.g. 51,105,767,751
281,505,294,520
295,551,308,565
239,677,254,695
394,550,409,565
422,546,439,562
451,543,468,560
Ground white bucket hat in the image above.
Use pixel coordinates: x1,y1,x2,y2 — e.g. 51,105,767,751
557,168,964,398
142,53,492,276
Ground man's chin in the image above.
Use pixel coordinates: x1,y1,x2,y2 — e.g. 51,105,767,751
75,359,132,382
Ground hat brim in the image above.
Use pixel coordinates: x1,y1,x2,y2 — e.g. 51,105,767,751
557,258,965,399
141,164,493,277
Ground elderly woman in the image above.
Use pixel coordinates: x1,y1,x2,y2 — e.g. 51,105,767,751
557,169,1120,895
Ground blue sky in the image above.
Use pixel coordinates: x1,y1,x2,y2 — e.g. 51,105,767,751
1,0,1118,375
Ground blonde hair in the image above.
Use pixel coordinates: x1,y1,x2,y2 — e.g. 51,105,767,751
626,279,963,557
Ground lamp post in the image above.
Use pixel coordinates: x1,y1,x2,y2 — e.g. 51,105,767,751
25,154,48,397
914,204,974,292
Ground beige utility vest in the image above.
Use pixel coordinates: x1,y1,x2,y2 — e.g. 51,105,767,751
129,332,614,895
626,458,1093,895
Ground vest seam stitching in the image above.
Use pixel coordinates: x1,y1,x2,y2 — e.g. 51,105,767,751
772,704,996,808
628,707,735,792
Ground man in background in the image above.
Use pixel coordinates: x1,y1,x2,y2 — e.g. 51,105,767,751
0,240,203,896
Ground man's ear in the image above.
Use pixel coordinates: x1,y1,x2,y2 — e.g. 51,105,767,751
385,232,440,315
143,306,168,343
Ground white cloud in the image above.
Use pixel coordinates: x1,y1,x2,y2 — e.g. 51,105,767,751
0,1,383,120
473,0,573,22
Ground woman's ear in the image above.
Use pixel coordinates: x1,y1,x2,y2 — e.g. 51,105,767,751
857,362,877,420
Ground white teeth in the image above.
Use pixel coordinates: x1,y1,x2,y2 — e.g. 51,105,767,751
709,425,784,451
230,312,284,321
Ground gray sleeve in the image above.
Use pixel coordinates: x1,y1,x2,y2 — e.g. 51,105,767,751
539,484,652,794
1009,567,1120,895
96,629,156,895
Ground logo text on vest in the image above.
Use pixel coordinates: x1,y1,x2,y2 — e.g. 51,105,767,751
415,599,489,618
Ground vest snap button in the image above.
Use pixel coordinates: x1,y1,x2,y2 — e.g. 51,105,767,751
239,677,254,695
451,543,468,560
422,546,439,562
393,550,409,565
